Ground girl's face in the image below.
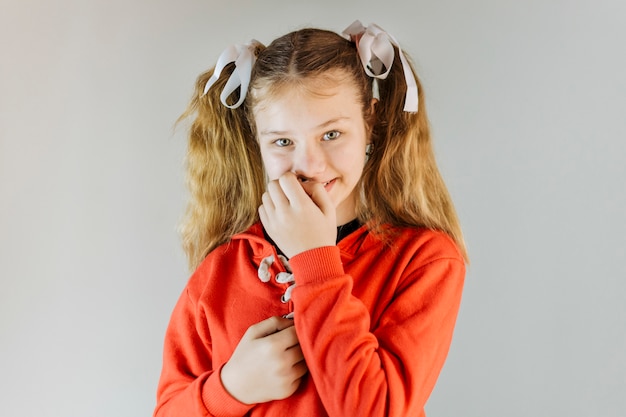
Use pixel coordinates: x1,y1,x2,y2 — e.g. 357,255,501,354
253,78,371,226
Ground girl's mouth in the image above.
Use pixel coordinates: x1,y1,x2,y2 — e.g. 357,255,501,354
323,179,335,190
298,177,335,195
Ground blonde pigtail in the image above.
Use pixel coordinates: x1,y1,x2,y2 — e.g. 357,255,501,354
179,64,265,270
359,51,468,262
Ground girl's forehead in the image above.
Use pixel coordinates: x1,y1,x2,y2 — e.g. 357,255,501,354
252,81,366,136
251,73,362,113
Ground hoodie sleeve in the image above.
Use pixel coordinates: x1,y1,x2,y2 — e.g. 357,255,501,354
153,287,255,417
290,239,465,417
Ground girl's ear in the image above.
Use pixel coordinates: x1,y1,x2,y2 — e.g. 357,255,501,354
369,98,378,116
366,98,378,132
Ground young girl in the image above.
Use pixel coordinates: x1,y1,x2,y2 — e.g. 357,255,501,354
154,21,468,417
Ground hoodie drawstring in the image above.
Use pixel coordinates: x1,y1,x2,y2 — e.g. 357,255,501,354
257,254,295,318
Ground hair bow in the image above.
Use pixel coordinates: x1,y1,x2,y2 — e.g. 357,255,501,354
343,20,419,113
202,39,263,109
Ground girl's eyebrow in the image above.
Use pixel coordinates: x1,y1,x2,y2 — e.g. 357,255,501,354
316,117,351,129
259,129,291,137
259,117,351,137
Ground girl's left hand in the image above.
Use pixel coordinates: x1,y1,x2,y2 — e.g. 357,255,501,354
259,172,337,258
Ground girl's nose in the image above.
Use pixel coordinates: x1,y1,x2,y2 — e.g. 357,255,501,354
292,142,326,178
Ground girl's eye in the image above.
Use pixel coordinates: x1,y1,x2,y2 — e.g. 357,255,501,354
323,130,341,141
274,138,292,147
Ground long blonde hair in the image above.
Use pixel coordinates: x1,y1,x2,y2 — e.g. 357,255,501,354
179,28,468,270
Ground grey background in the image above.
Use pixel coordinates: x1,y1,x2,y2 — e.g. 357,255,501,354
1,0,624,416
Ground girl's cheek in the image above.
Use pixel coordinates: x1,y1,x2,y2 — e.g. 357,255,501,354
268,159,292,180
260,152,282,180
265,165,288,181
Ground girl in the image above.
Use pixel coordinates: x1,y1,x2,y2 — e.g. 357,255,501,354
154,21,468,417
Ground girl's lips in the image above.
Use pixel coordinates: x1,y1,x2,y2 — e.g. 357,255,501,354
323,178,336,191
299,178,336,196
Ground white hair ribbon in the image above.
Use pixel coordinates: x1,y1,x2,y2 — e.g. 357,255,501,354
343,20,419,113
202,39,263,109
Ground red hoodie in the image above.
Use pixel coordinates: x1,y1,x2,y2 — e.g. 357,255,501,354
154,223,465,417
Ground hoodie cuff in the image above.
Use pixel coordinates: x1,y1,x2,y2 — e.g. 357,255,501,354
202,364,255,417
289,246,345,284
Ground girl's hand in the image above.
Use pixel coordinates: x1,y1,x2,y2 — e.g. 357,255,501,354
220,316,307,404
258,172,337,258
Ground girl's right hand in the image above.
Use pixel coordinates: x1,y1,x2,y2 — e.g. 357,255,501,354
259,172,337,258
220,316,308,404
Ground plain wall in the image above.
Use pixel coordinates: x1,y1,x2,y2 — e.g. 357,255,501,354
1,0,624,416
